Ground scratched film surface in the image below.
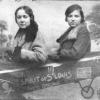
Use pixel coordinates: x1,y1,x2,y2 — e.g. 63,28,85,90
0,0,100,100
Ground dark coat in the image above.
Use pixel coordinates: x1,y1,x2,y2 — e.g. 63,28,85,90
56,23,91,60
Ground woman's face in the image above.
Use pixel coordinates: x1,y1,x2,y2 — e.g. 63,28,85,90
66,10,82,28
16,9,31,29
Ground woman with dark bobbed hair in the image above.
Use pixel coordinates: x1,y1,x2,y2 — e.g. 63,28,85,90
7,5,47,64
49,4,91,60
65,4,85,23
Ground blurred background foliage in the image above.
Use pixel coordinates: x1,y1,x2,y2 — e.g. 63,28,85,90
0,0,100,52
86,4,100,40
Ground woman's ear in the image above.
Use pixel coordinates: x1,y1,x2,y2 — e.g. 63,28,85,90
65,17,67,22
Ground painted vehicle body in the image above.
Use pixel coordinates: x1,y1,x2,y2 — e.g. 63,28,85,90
0,52,100,99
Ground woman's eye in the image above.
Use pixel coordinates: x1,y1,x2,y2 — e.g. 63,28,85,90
68,15,80,18
75,15,79,18
23,15,28,18
68,15,72,17
17,16,21,19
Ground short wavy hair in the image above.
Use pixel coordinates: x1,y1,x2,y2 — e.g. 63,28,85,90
65,4,85,23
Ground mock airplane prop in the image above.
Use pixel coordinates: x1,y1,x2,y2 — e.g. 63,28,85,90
0,52,100,99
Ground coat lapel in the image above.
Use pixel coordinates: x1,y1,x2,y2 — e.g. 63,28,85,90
56,27,72,43
57,24,84,44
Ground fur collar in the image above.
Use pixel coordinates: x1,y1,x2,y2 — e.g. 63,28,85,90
57,23,86,43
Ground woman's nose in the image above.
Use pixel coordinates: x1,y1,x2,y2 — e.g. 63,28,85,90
20,17,24,22
71,17,75,21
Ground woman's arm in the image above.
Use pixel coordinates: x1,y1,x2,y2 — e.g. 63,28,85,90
21,46,47,63
21,31,48,63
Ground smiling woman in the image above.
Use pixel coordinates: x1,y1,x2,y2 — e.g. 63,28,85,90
16,9,31,29
6,5,48,65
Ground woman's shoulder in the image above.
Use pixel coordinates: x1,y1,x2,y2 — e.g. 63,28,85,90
35,30,45,41
32,30,46,46
75,23,90,37
77,22,88,32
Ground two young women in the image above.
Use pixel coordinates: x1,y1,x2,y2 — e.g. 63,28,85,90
7,4,91,64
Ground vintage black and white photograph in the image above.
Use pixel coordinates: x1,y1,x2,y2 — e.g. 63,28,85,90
0,0,100,100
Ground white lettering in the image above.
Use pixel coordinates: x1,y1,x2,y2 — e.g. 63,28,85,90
46,74,52,82
53,71,72,80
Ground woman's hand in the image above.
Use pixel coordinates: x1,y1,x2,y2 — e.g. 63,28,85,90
50,47,59,55
21,49,29,59
21,49,33,60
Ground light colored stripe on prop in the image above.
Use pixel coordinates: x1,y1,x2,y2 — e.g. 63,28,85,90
0,68,25,74
79,56,100,62
44,56,100,67
44,63,62,67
